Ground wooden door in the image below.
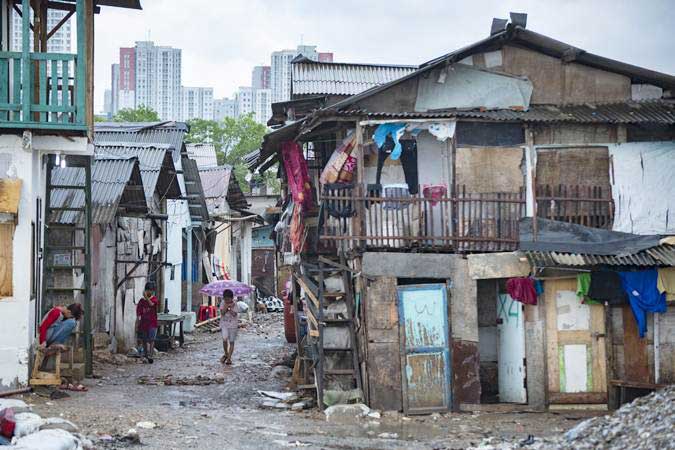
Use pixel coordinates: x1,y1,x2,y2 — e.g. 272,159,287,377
398,284,451,414
545,279,608,404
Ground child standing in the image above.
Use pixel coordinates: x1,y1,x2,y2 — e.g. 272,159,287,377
136,283,159,363
220,289,248,365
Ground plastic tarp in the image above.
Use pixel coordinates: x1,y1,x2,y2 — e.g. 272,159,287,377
519,218,661,255
415,63,533,112
608,141,675,235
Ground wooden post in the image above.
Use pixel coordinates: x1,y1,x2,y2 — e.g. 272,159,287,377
353,121,365,250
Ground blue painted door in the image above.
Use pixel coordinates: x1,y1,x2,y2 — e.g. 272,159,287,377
398,284,451,414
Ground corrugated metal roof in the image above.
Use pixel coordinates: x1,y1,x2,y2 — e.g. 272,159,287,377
186,143,218,168
182,156,209,222
50,157,146,224
336,100,675,124
526,244,675,268
292,60,417,96
198,165,248,213
95,121,187,163
95,144,180,205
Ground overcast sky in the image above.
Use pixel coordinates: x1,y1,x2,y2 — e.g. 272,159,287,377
93,0,675,112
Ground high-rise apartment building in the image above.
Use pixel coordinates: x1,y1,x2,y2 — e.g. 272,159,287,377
103,89,113,118
110,63,120,115
117,47,136,112
235,87,254,117
252,66,271,89
213,98,237,122
253,89,272,126
181,87,214,121
12,8,71,53
134,41,182,121
270,45,330,103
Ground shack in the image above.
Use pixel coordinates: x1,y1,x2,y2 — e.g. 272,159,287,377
252,13,675,413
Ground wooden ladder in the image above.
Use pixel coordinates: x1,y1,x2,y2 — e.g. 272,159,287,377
300,253,363,409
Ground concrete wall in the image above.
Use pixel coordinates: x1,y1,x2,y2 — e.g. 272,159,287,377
0,133,89,390
165,199,189,315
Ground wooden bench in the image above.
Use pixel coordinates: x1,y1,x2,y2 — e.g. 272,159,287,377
609,380,667,408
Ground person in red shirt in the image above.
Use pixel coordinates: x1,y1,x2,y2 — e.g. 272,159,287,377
136,283,159,363
38,303,83,351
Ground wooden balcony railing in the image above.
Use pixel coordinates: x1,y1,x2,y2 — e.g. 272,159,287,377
0,0,86,131
535,185,614,230
319,184,526,253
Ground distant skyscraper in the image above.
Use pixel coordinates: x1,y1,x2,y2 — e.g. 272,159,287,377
252,66,271,90
12,8,71,53
235,87,254,117
181,87,214,121
103,89,113,118
253,89,272,126
271,45,329,103
213,98,237,122
117,47,136,112
134,41,182,121
111,63,120,115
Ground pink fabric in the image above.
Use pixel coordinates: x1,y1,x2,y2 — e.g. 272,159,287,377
282,141,313,210
422,184,447,206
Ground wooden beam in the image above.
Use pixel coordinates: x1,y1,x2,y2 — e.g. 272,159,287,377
46,8,74,40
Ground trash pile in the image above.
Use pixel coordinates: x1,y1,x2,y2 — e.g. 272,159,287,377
469,386,674,450
0,398,92,449
257,391,314,411
137,374,225,386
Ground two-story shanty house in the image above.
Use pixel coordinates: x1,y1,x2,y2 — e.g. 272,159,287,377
251,14,675,414
0,0,143,392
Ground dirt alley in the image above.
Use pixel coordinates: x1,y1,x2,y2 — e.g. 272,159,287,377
20,313,600,449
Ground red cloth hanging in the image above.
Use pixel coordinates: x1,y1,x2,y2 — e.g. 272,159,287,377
506,277,538,305
282,141,313,210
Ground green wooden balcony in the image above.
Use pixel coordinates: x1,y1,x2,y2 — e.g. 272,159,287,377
0,0,87,132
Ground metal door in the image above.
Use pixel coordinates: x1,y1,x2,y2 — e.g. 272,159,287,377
398,284,451,414
497,293,527,403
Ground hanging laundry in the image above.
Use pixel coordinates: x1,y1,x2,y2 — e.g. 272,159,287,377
383,184,410,211
533,279,544,296
506,277,538,305
281,141,313,210
337,155,357,183
576,273,601,305
373,123,406,160
619,270,667,338
319,133,355,185
289,203,305,254
657,267,675,301
374,137,419,194
422,184,447,206
587,270,628,306
427,122,457,142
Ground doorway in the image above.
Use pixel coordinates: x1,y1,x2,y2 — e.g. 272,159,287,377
397,283,451,414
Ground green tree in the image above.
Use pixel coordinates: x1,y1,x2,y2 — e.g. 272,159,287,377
185,114,276,193
113,105,160,122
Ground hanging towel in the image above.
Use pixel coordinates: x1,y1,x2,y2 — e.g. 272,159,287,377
576,273,601,305
506,277,538,305
618,270,667,338
373,123,406,160
588,270,628,306
657,267,675,301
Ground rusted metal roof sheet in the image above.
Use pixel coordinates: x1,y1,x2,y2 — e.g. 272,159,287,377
526,245,675,268
50,157,146,224
292,59,417,96
336,101,675,124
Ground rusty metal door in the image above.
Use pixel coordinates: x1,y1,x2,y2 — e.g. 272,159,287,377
251,249,275,296
398,284,451,414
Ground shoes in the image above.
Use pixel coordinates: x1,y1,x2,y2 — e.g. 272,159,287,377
147,357,154,364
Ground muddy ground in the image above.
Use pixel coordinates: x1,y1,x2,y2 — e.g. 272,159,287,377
18,313,600,449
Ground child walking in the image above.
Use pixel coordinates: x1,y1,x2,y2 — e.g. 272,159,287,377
136,282,159,363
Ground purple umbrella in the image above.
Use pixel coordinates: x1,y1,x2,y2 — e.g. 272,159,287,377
199,280,253,297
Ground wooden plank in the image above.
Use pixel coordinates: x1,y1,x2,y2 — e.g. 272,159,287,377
367,342,402,411
39,60,47,122
50,58,58,122
13,57,22,122
61,59,69,122
622,305,651,383
0,179,22,214
295,274,319,310
548,392,607,404
0,223,15,296
591,303,608,393
0,58,8,120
